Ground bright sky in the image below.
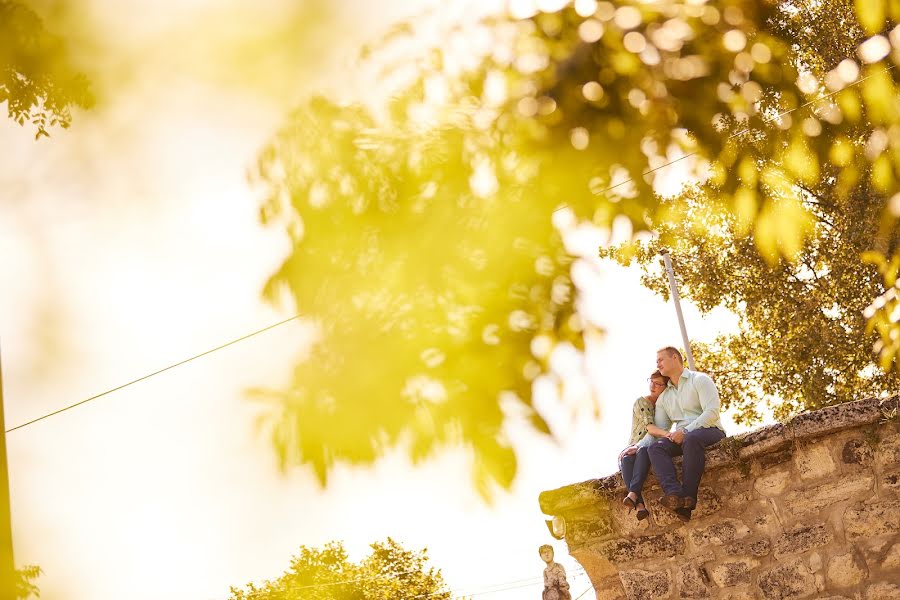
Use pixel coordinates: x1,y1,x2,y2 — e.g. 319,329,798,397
0,1,759,599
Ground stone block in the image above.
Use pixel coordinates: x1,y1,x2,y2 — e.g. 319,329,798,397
865,582,900,600
568,513,617,546
826,549,869,588
753,469,791,497
595,575,627,600
719,590,755,600
619,568,672,600
724,490,753,511
842,438,874,466
773,523,832,557
843,502,900,540
882,542,900,569
677,563,710,598
877,432,900,468
610,499,651,536
725,537,772,557
596,531,685,564
752,511,777,530
757,559,815,600
782,473,874,516
690,519,750,546
881,468,900,497
793,442,836,480
708,558,759,588
755,448,793,470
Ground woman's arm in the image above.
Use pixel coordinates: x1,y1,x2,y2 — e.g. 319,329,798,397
646,423,669,437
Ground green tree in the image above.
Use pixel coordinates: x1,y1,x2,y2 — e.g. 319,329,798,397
600,179,900,423
0,0,92,137
253,0,900,489
228,539,450,600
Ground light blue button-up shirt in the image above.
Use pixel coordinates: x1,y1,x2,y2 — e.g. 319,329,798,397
655,369,725,433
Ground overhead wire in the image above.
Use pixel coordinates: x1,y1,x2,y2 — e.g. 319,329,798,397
5,315,302,433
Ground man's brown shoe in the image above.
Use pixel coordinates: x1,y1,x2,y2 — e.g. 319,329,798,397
674,507,692,522
660,494,683,511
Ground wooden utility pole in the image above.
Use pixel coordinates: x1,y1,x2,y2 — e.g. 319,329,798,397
0,345,16,596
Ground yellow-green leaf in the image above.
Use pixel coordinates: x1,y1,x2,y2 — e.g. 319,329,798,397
754,202,779,265
872,154,895,192
837,88,862,122
732,187,757,237
737,156,758,186
784,134,820,184
856,0,886,35
829,136,855,167
861,64,898,124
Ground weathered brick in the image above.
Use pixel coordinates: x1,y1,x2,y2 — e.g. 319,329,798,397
774,523,832,557
719,591,755,600
725,537,772,557
754,469,790,497
757,559,815,600
842,438,874,466
843,502,900,540
709,558,758,588
677,563,710,598
882,542,900,569
826,549,868,588
793,442,836,480
568,513,616,546
619,569,672,600
881,468,900,496
756,448,793,470
782,473,874,516
690,519,750,546
877,432,900,468
865,582,900,600
596,531,685,564
595,574,627,600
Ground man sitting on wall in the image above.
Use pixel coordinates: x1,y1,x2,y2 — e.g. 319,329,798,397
648,346,726,522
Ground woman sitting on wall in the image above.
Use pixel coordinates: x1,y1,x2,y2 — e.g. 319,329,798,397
619,370,670,520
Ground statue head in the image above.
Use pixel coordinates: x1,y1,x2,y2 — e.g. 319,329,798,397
539,544,554,563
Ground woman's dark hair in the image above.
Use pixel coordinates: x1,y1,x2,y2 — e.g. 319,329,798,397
650,370,670,385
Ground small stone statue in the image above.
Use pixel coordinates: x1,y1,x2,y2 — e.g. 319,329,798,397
539,544,572,600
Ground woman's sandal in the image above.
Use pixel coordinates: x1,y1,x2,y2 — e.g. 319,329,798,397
636,504,650,521
623,492,638,510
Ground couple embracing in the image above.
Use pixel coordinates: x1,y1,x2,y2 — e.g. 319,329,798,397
617,346,726,523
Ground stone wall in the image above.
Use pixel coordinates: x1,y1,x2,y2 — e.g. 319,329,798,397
538,397,900,600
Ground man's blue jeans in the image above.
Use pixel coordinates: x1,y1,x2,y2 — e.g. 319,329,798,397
648,427,726,503
619,446,651,504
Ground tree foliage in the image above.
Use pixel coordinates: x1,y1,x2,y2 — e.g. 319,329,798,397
14,565,40,599
228,539,450,600
601,180,900,423
0,0,92,137
253,0,900,489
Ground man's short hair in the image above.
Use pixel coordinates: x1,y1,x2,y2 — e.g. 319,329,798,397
657,346,684,363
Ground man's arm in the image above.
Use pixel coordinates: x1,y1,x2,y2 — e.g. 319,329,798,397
684,373,720,431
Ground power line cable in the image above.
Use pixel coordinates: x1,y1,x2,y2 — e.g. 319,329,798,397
5,315,302,433
573,582,595,600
